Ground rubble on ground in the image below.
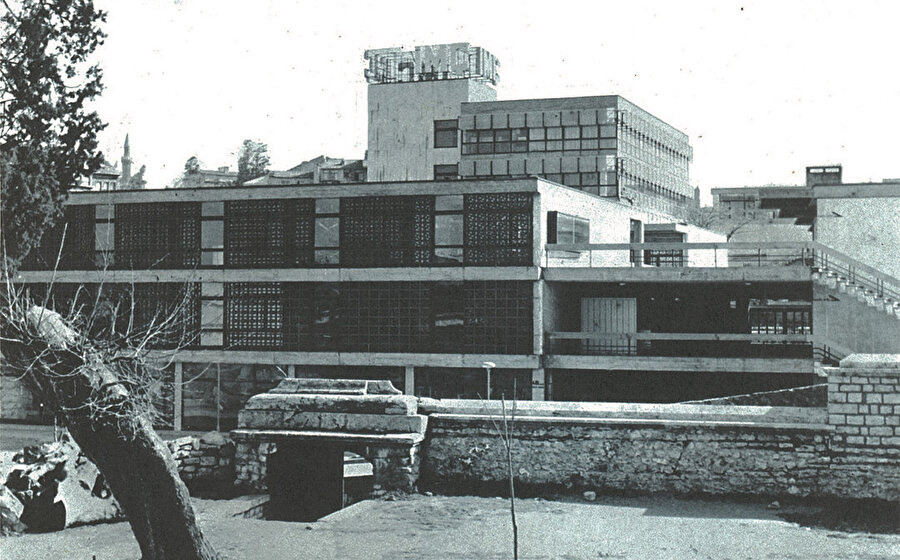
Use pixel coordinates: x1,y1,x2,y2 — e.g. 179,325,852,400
1,434,122,534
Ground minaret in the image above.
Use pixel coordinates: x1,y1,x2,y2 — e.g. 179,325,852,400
120,133,133,189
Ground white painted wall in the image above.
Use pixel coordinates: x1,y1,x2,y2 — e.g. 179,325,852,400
366,79,496,182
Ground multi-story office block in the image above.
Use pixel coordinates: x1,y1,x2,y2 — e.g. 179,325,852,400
458,96,693,217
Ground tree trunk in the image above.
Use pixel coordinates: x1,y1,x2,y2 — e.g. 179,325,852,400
13,306,219,560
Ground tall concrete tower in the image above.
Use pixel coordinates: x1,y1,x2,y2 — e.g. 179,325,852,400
363,43,499,182
119,133,133,189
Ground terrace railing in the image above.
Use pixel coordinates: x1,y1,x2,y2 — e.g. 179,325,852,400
545,331,814,360
545,240,900,320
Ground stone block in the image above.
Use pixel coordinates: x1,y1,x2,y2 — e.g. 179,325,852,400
847,393,863,404
865,416,886,426
828,403,859,414
865,394,883,404
869,427,894,437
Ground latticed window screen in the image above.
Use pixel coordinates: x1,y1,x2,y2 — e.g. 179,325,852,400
129,283,200,349
464,193,533,266
224,283,284,349
225,199,314,267
340,196,434,267
22,205,95,270
115,202,200,268
341,282,432,352
465,281,533,354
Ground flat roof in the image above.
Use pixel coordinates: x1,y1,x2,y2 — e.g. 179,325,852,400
63,176,549,205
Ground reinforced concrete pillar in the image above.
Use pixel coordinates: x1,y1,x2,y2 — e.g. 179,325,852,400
404,366,415,396
286,365,296,378
173,362,183,431
531,368,545,401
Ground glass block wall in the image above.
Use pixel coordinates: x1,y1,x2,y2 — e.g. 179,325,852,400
221,281,534,355
32,192,534,270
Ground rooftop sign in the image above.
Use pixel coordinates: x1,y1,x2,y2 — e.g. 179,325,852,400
364,43,499,85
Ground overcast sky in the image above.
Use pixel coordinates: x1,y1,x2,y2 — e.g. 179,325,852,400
92,0,899,199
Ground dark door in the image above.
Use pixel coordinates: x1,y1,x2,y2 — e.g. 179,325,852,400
266,441,344,521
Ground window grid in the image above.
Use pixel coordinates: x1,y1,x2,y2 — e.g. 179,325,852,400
465,281,533,354
340,196,434,267
225,199,315,267
22,205,96,270
464,193,533,266
224,283,284,349
115,202,201,268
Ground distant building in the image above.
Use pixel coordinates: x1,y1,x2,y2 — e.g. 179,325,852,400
177,158,238,188
246,156,365,186
79,134,146,191
119,133,133,188
83,160,121,191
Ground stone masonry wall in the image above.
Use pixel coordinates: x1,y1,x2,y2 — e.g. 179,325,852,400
166,432,235,494
421,355,900,501
824,355,900,499
422,418,827,499
232,437,419,495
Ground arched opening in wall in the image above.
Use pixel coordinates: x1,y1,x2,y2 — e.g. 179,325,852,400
264,441,374,521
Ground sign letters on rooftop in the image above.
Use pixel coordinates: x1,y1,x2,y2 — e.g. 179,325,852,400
364,43,500,85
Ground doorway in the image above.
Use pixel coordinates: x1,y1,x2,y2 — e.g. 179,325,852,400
266,441,344,521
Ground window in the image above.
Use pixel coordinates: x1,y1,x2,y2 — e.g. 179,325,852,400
464,193,533,266
115,202,201,268
547,212,590,244
643,230,684,267
340,196,433,267
434,119,458,148
434,164,459,180
750,304,811,335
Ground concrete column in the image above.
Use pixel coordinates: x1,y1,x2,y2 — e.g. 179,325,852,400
531,368,545,401
533,279,544,356
404,366,415,396
173,362,183,431
286,365,296,378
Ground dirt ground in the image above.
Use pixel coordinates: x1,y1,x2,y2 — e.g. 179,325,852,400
2,493,898,559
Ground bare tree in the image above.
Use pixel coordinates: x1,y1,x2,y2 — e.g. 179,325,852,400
486,381,519,560
1,240,218,559
689,206,759,241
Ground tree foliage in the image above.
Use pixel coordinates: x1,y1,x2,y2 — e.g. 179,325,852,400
236,139,269,185
1,0,108,275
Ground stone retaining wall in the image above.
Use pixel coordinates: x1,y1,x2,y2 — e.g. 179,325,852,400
420,355,900,501
166,432,235,494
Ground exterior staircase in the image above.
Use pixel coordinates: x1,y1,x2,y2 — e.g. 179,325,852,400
810,241,900,321
808,241,900,370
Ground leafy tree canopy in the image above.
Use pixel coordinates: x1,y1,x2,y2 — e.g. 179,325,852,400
1,0,107,274
236,139,269,185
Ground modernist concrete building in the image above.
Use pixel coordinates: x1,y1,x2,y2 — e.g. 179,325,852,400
6,45,899,431
13,173,899,431
364,44,695,219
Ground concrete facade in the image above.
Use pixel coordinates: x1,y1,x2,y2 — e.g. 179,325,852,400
366,79,496,182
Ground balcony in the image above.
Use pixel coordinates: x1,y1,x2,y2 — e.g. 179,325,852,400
545,331,815,374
